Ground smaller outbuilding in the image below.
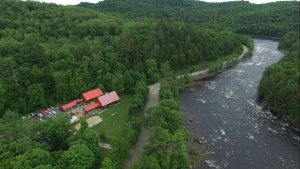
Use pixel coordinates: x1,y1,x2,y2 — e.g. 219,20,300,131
84,102,101,112
60,101,77,112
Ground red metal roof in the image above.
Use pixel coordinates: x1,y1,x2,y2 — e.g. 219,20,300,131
82,88,104,102
84,102,101,112
60,101,77,111
98,91,120,107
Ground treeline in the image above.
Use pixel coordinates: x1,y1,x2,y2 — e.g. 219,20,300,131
0,110,142,169
79,0,299,37
0,0,247,116
258,32,300,126
0,112,101,169
131,75,189,169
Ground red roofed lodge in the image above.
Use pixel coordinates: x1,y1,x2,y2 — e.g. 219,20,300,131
98,91,120,107
82,88,104,102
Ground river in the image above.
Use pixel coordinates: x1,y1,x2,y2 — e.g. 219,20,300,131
179,39,300,169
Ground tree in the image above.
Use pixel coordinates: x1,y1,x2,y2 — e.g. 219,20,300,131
60,144,95,169
144,127,173,168
10,155,32,169
101,157,115,169
0,81,6,117
160,61,172,79
130,155,160,169
39,114,72,151
27,84,47,112
25,148,52,167
145,59,160,84
79,120,88,133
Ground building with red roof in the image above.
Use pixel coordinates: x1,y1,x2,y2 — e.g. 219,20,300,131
60,101,77,112
82,88,104,102
84,102,101,112
98,91,120,107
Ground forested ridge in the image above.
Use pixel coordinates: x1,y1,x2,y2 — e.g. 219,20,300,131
79,0,299,37
259,32,300,126
0,0,250,116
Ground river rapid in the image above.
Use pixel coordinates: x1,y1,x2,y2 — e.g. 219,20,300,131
179,39,300,169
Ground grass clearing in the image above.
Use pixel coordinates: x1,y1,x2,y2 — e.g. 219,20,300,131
90,94,133,139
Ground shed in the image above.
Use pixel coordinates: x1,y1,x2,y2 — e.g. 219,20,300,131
60,101,77,112
82,88,104,102
84,102,101,112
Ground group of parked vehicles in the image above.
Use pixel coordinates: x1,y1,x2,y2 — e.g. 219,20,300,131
29,106,59,121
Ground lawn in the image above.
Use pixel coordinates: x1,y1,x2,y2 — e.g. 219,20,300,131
90,94,133,139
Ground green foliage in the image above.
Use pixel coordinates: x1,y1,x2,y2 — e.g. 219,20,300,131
159,77,183,100
145,59,160,84
134,77,189,169
60,144,95,169
129,81,149,119
0,0,245,116
25,148,52,167
27,84,47,112
82,0,299,37
109,138,131,168
101,157,115,169
39,114,72,151
130,155,160,169
259,32,300,125
208,59,223,73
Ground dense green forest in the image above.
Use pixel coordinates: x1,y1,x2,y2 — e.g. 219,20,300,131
259,32,300,126
0,0,251,168
79,0,299,37
0,0,249,116
1,0,297,168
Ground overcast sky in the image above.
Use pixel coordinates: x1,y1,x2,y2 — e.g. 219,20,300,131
35,0,294,5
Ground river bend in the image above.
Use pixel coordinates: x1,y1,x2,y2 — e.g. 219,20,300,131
180,39,300,169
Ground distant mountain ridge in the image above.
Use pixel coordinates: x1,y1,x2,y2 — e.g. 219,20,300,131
78,0,299,37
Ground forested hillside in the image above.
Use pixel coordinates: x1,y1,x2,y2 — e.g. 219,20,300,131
0,0,252,168
0,0,250,116
79,0,299,37
259,32,300,126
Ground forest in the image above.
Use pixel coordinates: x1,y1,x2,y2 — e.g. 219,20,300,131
0,0,249,116
0,0,251,168
0,0,298,168
259,32,300,126
79,0,299,37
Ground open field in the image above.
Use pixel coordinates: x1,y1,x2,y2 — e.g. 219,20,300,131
86,116,103,127
88,94,133,139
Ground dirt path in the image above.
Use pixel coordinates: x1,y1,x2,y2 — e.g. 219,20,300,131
124,45,249,168
124,83,160,168
239,45,249,59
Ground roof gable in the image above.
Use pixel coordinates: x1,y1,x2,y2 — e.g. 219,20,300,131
82,88,104,102
60,101,77,111
98,91,120,107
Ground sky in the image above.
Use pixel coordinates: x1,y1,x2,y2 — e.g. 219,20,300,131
35,0,294,5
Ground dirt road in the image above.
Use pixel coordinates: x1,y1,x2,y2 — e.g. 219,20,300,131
124,83,160,168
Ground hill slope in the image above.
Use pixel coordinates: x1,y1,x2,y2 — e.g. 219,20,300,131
79,0,299,37
259,32,300,126
0,0,249,115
